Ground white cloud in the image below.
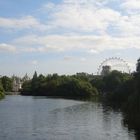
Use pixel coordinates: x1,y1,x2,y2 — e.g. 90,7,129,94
41,2,55,12
2,0,140,55
88,49,98,54
41,0,140,38
31,60,38,65
11,34,140,54
0,43,16,53
80,57,86,62
121,0,140,12
1,0,140,38
63,56,74,61
63,56,86,63
44,0,121,33
0,16,47,31
63,56,86,61
114,14,140,37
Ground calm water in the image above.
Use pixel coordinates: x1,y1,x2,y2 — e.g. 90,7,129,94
0,95,136,140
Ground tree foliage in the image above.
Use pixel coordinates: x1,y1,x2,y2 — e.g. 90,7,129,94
21,73,98,98
1,76,13,92
0,81,4,99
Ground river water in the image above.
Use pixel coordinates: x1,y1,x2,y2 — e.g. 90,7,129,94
0,95,136,140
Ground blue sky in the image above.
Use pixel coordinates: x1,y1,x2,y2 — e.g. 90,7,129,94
0,0,140,77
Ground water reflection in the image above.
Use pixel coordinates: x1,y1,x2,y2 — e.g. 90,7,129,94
102,102,140,140
0,95,137,140
122,113,140,140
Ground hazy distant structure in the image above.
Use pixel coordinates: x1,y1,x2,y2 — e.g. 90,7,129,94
97,57,131,75
12,73,30,92
12,76,22,92
101,65,111,76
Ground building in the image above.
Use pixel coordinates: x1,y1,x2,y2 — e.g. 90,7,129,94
12,76,22,92
101,65,111,76
12,74,30,92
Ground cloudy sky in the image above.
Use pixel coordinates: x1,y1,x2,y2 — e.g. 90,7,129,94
0,0,140,76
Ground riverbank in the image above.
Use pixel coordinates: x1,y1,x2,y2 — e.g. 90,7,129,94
0,85,4,100
5,92,20,95
0,92,4,100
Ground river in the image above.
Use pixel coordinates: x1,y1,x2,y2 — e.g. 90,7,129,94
0,95,136,140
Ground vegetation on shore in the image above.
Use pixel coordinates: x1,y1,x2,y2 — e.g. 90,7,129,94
0,76,13,92
0,81,4,99
21,72,98,98
0,76,14,99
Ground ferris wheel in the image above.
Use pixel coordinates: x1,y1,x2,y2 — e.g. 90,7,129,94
97,57,131,75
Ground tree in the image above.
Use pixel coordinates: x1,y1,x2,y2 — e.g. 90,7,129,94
90,76,104,92
21,80,31,95
0,81,4,99
136,58,140,73
1,76,13,92
102,70,131,92
31,71,38,94
32,71,37,80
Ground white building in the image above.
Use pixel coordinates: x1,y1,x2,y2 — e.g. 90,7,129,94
12,74,30,92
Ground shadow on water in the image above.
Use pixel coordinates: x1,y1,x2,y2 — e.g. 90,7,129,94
122,113,140,140
35,96,139,140
102,101,140,140
32,95,99,102
33,95,140,140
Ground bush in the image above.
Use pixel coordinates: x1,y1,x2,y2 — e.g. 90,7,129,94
0,85,4,99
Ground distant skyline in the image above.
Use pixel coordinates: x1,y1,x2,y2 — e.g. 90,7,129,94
0,0,140,77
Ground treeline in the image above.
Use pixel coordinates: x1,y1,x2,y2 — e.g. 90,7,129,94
90,70,131,94
0,76,13,99
21,72,98,98
20,66,134,102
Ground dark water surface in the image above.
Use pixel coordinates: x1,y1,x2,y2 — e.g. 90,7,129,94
0,95,136,140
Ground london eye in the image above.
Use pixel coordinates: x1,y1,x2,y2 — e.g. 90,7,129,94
97,57,131,75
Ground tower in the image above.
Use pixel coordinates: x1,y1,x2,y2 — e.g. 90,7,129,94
101,65,111,76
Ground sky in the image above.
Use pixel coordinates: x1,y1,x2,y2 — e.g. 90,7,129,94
0,0,140,77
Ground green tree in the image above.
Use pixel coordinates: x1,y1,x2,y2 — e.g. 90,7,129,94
1,76,13,92
90,76,104,92
126,58,140,113
31,71,38,94
102,70,131,92
0,81,4,99
21,80,31,95
21,73,98,98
